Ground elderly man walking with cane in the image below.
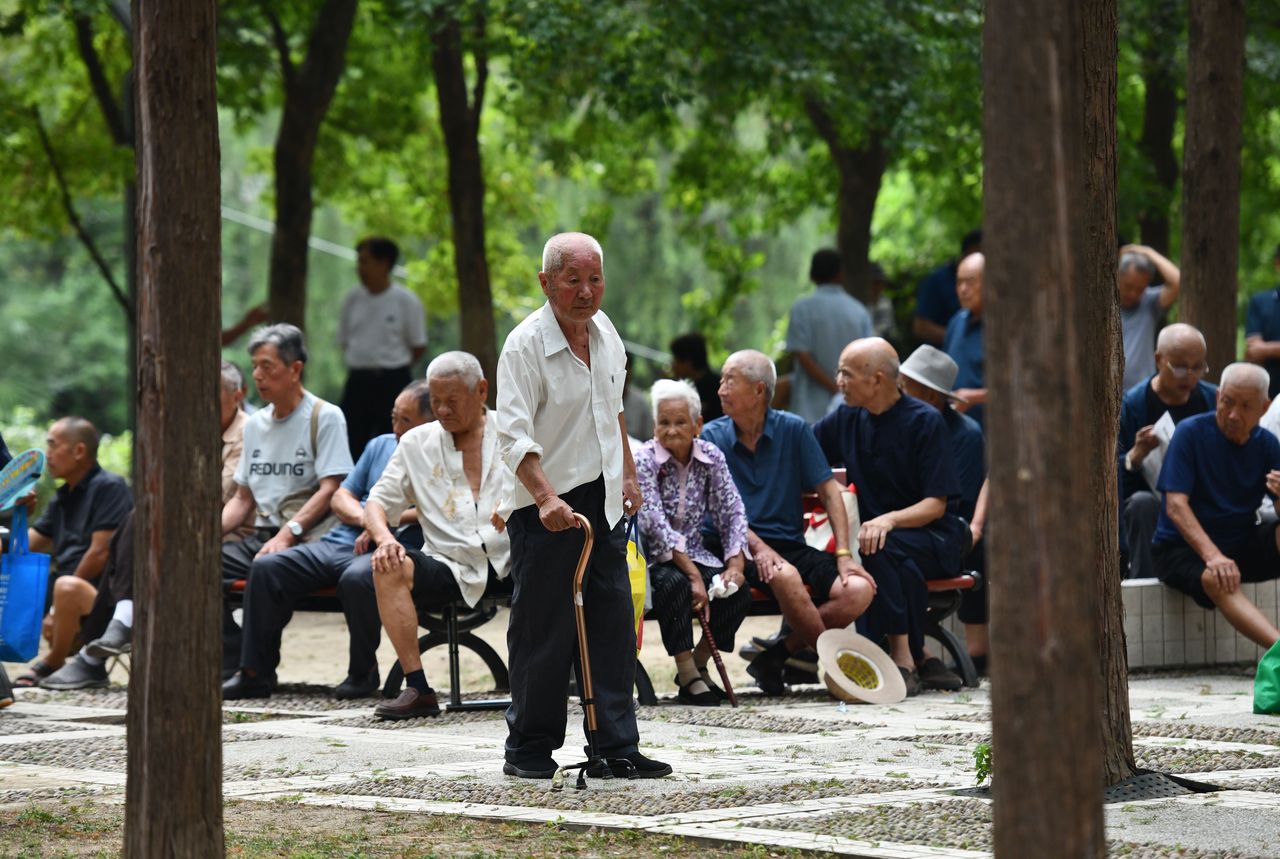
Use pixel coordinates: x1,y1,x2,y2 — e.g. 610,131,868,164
496,232,671,780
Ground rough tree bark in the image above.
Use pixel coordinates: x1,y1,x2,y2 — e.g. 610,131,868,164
1180,0,1246,382
432,8,498,394
984,0,1116,854
1135,0,1181,252
805,99,887,305
1083,0,1138,788
265,0,358,329
124,0,223,854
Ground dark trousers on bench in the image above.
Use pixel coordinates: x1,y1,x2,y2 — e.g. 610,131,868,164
648,560,751,655
504,476,639,764
81,511,135,646
858,523,963,663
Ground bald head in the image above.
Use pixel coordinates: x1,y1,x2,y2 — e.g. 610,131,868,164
841,337,900,380
956,252,985,316
55,417,100,458
836,338,902,413
1156,323,1205,354
45,415,100,483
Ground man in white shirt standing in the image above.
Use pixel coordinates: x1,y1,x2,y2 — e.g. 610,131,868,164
496,232,670,780
364,352,511,720
337,237,428,460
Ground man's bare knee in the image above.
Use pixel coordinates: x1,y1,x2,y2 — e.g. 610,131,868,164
373,558,414,591
829,577,873,614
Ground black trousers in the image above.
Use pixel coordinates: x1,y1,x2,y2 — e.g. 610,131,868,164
504,476,639,763
341,365,412,461
81,511,135,645
648,560,751,656
857,526,960,663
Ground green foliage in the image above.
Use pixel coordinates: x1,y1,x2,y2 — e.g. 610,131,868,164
973,741,992,786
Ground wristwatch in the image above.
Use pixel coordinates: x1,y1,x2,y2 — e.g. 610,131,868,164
286,520,304,538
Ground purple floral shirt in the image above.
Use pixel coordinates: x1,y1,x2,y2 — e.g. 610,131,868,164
635,438,749,568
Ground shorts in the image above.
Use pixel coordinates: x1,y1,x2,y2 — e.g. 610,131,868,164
745,540,840,607
1152,522,1280,609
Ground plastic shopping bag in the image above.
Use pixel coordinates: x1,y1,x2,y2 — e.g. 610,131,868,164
0,506,51,662
1255,639,1280,715
626,516,647,651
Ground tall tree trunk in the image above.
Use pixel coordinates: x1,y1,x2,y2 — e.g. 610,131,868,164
805,98,887,304
125,0,223,854
1135,0,1181,253
265,0,358,329
984,0,1115,854
1181,0,1245,381
432,10,497,394
1083,0,1138,787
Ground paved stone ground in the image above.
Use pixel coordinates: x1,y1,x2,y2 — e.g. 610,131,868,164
3,664,1280,858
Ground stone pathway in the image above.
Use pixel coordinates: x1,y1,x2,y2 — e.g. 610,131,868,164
3,671,1280,857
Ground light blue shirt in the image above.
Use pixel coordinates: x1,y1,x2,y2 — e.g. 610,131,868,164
324,433,398,546
785,284,873,423
1121,285,1164,391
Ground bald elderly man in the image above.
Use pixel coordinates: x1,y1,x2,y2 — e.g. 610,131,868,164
814,339,969,694
1118,323,1217,580
701,349,876,695
942,252,987,428
1153,363,1280,649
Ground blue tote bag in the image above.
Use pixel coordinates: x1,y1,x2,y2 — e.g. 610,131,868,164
0,506,51,662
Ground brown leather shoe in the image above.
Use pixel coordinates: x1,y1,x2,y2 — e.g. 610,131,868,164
374,688,441,721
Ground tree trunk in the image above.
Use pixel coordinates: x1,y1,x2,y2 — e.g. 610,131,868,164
1180,0,1245,382
125,0,223,854
432,10,497,395
265,0,358,329
984,0,1114,854
1083,0,1138,788
1135,0,1181,253
804,98,887,305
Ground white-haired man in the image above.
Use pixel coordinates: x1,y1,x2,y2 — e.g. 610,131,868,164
365,352,511,720
1118,323,1217,579
496,232,670,779
702,349,876,695
1153,363,1280,648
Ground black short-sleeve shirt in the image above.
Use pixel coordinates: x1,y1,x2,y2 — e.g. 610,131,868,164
33,465,133,575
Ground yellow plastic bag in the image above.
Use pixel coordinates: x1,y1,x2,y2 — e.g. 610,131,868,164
626,517,647,651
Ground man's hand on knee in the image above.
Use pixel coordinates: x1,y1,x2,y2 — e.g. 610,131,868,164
371,540,408,577
1202,555,1241,596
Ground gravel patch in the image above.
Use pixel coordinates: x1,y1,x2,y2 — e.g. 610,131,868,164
1132,721,1280,747
887,732,990,746
1212,776,1280,793
1108,845,1269,858
16,688,129,709
322,775,936,816
0,785,118,805
0,719,93,737
760,798,992,851
0,731,292,775
1134,746,1280,774
641,708,845,735
318,710,506,730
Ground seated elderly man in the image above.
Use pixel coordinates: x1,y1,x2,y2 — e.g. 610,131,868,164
636,379,751,706
701,349,876,695
365,352,511,720
815,339,969,695
222,379,432,700
220,324,353,679
1119,323,1217,580
15,417,133,689
1153,363,1280,648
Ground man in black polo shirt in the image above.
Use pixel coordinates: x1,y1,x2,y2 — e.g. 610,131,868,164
13,417,132,688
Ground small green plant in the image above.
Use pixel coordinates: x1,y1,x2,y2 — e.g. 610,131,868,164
973,741,993,785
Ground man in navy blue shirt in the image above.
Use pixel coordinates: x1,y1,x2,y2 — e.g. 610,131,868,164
1153,363,1280,649
223,381,432,700
702,350,875,695
912,229,981,347
815,339,969,695
1119,324,1216,580
942,252,987,428
1244,245,1280,398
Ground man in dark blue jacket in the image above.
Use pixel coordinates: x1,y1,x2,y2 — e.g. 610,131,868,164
1119,324,1216,579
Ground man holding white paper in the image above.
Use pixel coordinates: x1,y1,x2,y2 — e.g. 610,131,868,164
1118,324,1216,579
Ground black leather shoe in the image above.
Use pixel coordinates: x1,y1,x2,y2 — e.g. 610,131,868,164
917,657,963,691
374,688,441,720
586,751,672,779
333,668,380,700
221,671,275,700
746,641,789,696
503,757,558,779
675,675,720,706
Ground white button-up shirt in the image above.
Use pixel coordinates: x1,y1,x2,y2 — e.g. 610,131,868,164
497,302,628,527
367,413,511,607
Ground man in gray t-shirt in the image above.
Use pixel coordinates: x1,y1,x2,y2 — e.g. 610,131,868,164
1118,245,1181,391
785,249,873,423
220,324,353,676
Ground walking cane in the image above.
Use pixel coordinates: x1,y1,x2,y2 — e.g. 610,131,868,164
696,605,739,707
552,512,634,791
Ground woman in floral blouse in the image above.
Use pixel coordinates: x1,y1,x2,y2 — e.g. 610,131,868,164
635,380,751,706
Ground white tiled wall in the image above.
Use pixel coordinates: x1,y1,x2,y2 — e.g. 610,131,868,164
939,577,1279,669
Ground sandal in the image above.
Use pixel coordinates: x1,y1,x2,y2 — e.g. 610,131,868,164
675,675,720,707
13,661,54,688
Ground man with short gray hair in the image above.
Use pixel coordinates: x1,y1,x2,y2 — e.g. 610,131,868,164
1153,362,1280,648
1117,244,1181,390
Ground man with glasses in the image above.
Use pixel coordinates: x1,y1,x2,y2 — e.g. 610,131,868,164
1119,323,1216,579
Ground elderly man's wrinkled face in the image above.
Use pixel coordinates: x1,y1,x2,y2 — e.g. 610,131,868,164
655,398,702,464
390,391,432,440
835,350,879,408
956,255,984,316
219,384,244,431
430,375,488,437
1216,382,1270,445
718,361,766,420
250,343,303,406
1117,268,1152,308
1155,342,1208,401
44,422,81,480
540,247,604,327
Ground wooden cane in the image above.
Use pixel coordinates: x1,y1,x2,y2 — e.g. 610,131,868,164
570,513,600,737
697,604,739,707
